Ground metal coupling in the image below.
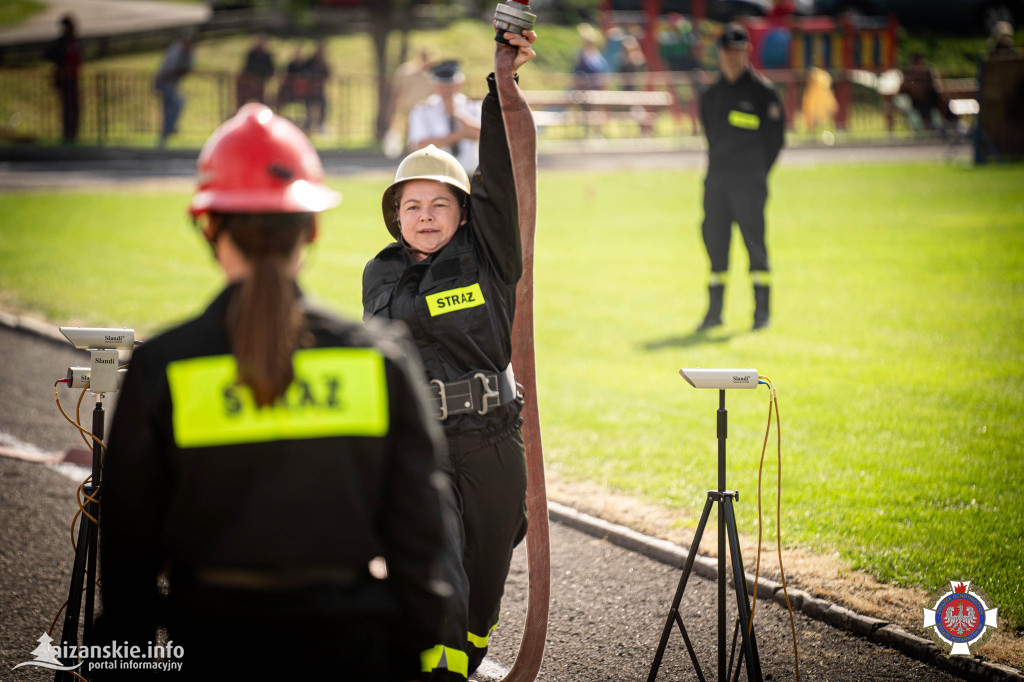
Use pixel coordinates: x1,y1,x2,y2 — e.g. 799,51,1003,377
494,1,536,43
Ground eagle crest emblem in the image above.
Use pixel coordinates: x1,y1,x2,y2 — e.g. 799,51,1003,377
923,581,998,655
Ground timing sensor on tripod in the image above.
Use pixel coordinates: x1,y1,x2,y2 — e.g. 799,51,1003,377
59,326,136,350
59,326,137,394
679,368,759,390
66,366,128,390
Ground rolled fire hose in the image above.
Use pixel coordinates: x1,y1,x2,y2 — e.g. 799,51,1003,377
493,3,549,681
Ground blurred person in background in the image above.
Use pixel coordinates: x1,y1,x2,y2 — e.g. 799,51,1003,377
98,103,453,680
407,60,482,175
989,21,1019,57
696,22,785,332
278,45,310,126
603,25,626,72
45,14,81,144
572,22,610,89
385,47,438,158
801,66,838,132
619,33,648,88
619,34,655,135
236,33,275,108
898,52,951,133
659,13,699,72
154,33,194,147
302,40,331,134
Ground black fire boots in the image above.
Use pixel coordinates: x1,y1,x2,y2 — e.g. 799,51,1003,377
697,284,725,331
753,284,770,331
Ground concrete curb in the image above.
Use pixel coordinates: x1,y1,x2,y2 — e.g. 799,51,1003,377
0,309,69,345
548,501,1024,682
2,314,1020,681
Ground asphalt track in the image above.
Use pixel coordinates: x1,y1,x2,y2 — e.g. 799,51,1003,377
0,140,972,192
0,315,973,682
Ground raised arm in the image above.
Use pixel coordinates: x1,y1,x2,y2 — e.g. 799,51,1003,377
467,29,537,285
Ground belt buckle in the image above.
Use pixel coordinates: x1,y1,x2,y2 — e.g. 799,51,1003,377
430,379,448,420
474,372,500,415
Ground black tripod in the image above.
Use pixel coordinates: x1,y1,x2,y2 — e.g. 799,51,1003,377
648,389,763,682
55,399,104,682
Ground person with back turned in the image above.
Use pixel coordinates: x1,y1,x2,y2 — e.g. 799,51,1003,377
696,22,785,332
98,103,452,680
236,33,275,108
154,33,194,147
45,14,81,144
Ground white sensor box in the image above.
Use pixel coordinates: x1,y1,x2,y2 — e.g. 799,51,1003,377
679,368,759,390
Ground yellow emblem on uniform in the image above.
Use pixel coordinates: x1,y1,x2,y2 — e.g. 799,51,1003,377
167,348,389,447
426,283,486,317
728,110,761,130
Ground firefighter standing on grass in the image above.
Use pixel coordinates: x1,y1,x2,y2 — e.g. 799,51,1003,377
697,22,785,332
98,103,452,680
362,29,537,682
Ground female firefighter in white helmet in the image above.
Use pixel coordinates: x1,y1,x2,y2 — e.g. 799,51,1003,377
98,103,452,680
362,28,537,682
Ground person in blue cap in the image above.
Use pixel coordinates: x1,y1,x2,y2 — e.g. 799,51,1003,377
407,59,483,175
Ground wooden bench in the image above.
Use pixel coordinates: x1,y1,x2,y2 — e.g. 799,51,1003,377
938,77,979,116
523,88,674,130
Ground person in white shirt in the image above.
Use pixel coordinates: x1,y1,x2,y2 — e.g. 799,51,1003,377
407,60,482,175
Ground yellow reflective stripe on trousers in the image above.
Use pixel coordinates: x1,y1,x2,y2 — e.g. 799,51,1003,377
467,623,497,649
420,645,469,677
728,110,761,130
709,271,730,286
425,283,486,317
167,348,389,448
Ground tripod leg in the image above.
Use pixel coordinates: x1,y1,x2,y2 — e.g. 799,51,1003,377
723,499,763,682
56,403,104,682
647,495,714,682
674,612,707,682
83,491,100,644
82,403,104,646
727,618,741,682
56,512,92,682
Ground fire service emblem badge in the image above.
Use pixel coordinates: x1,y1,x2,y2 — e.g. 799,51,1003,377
923,581,998,655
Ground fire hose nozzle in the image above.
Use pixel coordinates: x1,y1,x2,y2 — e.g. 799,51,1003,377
494,1,536,44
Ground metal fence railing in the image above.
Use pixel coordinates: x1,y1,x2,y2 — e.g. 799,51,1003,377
0,66,955,148
0,67,381,148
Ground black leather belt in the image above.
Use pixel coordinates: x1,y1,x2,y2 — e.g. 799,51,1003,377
195,566,362,591
429,364,517,420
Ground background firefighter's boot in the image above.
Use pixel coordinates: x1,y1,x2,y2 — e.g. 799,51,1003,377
698,284,725,330
753,284,770,330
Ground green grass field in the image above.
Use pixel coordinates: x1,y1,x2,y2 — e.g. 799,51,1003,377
0,0,43,28
1,160,1023,633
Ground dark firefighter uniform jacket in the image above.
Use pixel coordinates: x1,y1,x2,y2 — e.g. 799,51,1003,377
99,284,450,678
362,73,522,436
699,66,786,178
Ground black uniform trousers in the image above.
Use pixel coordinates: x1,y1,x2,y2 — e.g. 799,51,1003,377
434,421,528,680
57,77,80,143
702,172,770,274
95,581,408,680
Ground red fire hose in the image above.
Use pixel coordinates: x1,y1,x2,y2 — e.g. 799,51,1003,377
493,4,549,681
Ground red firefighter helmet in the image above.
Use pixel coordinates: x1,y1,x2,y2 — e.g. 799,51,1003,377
189,103,340,217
